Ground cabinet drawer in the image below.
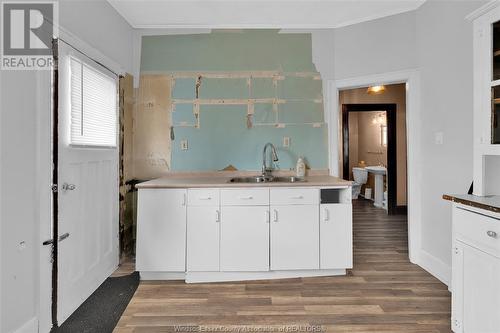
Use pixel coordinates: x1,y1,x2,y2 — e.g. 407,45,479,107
270,188,319,205
188,188,220,206
454,206,500,257
221,188,269,206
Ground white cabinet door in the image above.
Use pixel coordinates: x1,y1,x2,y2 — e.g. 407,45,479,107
452,241,500,333
320,203,352,269
136,189,187,272
187,206,220,272
270,205,319,270
221,206,270,271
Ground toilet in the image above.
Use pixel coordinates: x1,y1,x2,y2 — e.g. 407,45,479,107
352,167,368,199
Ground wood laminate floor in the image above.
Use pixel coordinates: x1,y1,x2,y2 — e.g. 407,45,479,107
114,199,451,333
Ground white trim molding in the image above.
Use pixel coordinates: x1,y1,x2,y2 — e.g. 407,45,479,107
186,269,346,284
107,0,425,30
465,0,500,22
327,69,422,265
418,249,451,287
139,269,346,283
58,26,126,76
35,70,53,333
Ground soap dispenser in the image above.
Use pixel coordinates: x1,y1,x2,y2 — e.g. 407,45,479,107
296,156,306,178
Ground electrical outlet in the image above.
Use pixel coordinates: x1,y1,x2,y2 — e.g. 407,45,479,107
180,140,188,151
283,137,291,148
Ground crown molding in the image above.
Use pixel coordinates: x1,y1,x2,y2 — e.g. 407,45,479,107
466,0,500,21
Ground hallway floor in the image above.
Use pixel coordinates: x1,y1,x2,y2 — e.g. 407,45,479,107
114,199,451,333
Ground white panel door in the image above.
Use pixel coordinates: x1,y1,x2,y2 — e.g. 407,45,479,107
136,189,187,272
452,241,500,333
57,44,119,324
220,206,270,271
187,206,220,271
270,205,319,270
320,203,352,269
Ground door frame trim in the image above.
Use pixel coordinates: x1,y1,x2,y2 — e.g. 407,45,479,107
50,38,60,328
341,103,397,214
35,54,55,333
37,27,126,331
326,69,421,264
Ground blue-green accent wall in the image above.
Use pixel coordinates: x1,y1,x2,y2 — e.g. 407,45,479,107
141,30,329,171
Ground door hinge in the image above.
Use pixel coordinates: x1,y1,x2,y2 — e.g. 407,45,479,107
51,184,58,193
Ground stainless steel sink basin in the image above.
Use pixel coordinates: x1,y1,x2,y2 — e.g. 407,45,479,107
273,176,306,183
228,176,306,183
228,176,268,183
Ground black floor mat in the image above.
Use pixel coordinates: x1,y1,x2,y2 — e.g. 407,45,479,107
54,271,139,333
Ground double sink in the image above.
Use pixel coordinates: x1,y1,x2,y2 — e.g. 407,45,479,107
228,175,306,183
228,142,307,184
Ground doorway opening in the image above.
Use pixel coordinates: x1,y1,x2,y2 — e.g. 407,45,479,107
339,84,407,216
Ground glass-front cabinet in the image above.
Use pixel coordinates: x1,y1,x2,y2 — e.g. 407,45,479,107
492,21,500,143
472,4,500,196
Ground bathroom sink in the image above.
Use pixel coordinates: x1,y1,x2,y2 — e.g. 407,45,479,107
365,166,387,175
228,176,306,183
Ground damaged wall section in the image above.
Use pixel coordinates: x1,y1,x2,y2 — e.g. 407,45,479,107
139,30,329,172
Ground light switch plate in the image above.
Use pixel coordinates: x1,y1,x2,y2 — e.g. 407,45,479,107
435,132,444,145
180,140,188,150
283,137,291,148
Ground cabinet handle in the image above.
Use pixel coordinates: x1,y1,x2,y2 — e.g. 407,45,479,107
290,195,304,199
265,210,270,223
199,196,212,200
273,209,278,222
487,230,497,238
239,196,253,200
215,210,220,222
324,208,330,222
182,193,186,206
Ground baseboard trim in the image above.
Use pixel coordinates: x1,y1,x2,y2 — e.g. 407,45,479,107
140,271,186,280
186,269,346,283
12,317,37,333
139,269,347,283
418,249,451,287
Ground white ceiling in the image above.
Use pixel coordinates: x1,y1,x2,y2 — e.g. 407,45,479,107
107,0,426,29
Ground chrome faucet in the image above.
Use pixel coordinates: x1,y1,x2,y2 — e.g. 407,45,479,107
262,142,279,179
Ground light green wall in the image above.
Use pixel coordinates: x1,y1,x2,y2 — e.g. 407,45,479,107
141,30,329,171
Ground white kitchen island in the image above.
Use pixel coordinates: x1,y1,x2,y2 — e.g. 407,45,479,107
135,173,353,283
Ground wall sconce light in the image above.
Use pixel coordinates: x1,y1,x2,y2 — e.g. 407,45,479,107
367,85,386,95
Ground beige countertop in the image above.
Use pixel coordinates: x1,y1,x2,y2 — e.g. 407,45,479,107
443,194,500,214
136,172,352,189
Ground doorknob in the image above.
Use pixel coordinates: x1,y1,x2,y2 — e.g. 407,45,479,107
62,183,76,191
42,232,70,246
59,233,70,241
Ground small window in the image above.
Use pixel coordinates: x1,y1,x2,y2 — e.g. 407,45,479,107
70,57,117,147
